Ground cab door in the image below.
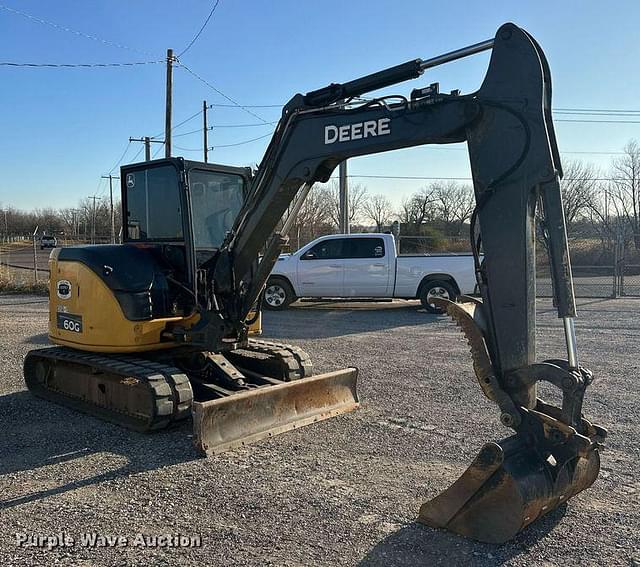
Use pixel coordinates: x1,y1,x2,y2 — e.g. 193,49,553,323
343,237,392,297
296,237,347,296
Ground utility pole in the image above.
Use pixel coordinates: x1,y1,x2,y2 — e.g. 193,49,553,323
339,160,349,234
70,210,75,238
165,48,174,158
32,225,39,283
88,196,102,244
101,175,120,244
70,209,78,239
129,137,163,161
338,99,349,234
203,100,209,163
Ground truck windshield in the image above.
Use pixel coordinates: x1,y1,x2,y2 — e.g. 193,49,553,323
189,169,245,249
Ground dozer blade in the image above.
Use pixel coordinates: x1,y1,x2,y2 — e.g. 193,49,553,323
192,368,359,455
418,435,601,544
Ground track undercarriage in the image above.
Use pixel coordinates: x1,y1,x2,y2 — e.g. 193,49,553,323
24,340,359,454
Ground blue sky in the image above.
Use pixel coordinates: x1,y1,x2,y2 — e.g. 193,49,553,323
0,0,639,210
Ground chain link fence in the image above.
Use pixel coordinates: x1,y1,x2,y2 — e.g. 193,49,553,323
396,235,471,255
396,234,640,299
3,230,639,299
538,236,640,299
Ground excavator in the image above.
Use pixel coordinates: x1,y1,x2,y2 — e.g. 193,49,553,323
24,23,605,543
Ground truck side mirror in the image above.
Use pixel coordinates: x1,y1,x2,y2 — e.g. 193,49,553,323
302,251,316,260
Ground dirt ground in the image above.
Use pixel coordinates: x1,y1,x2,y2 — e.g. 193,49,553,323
0,295,638,566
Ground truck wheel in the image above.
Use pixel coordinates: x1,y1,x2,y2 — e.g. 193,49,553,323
419,280,456,314
263,278,295,310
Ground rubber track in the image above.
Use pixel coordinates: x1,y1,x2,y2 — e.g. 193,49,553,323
115,354,193,420
24,347,193,432
243,339,313,380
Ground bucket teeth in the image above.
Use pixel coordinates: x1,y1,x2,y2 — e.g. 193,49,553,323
432,297,498,403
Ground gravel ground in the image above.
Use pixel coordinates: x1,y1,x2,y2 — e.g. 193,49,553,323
0,295,638,566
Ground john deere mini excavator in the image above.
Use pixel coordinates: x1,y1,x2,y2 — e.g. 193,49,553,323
25,23,606,543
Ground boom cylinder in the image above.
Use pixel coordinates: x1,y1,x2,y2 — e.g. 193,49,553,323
303,38,494,107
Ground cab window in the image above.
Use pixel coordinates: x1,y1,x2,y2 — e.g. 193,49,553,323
126,165,183,240
301,238,347,260
189,169,245,249
346,238,385,258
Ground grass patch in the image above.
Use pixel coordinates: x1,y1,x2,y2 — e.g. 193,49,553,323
0,265,49,295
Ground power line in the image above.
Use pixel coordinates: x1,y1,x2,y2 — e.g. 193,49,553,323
173,126,211,138
208,103,282,109
174,109,203,129
210,131,274,149
213,121,278,128
150,109,203,140
173,122,278,137
561,150,626,155
129,145,145,163
339,174,634,181
0,3,155,56
554,107,640,114
193,103,640,113
108,141,132,174
556,119,640,124
178,0,221,57
152,143,165,159
0,60,164,68
556,112,640,117
173,145,201,152
177,62,269,124
419,147,627,156
174,130,274,152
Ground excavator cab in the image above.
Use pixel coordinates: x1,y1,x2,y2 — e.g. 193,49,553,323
120,158,250,323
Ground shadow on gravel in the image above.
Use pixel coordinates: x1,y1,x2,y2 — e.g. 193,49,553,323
358,506,567,566
23,333,49,345
0,391,199,510
265,302,439,340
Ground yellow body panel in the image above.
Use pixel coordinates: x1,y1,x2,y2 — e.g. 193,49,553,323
247,311,262,335
48,250,260,353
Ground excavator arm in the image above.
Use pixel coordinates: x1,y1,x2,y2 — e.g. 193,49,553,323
199,22,605,542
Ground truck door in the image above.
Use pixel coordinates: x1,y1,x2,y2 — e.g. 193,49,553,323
297,237,347,296
343,237,391,297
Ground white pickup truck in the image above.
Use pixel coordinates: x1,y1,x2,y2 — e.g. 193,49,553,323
265,233,477,313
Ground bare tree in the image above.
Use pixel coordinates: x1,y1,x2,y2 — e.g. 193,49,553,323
398,196,413,224
399,185,438,226
606,140,640,248
363,193,394,231
325,180,368,228
433,182,475,234
0,198,123,243
559,159,601,227
284,186,333,249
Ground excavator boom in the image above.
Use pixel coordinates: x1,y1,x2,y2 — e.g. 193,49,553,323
199,22,605,542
